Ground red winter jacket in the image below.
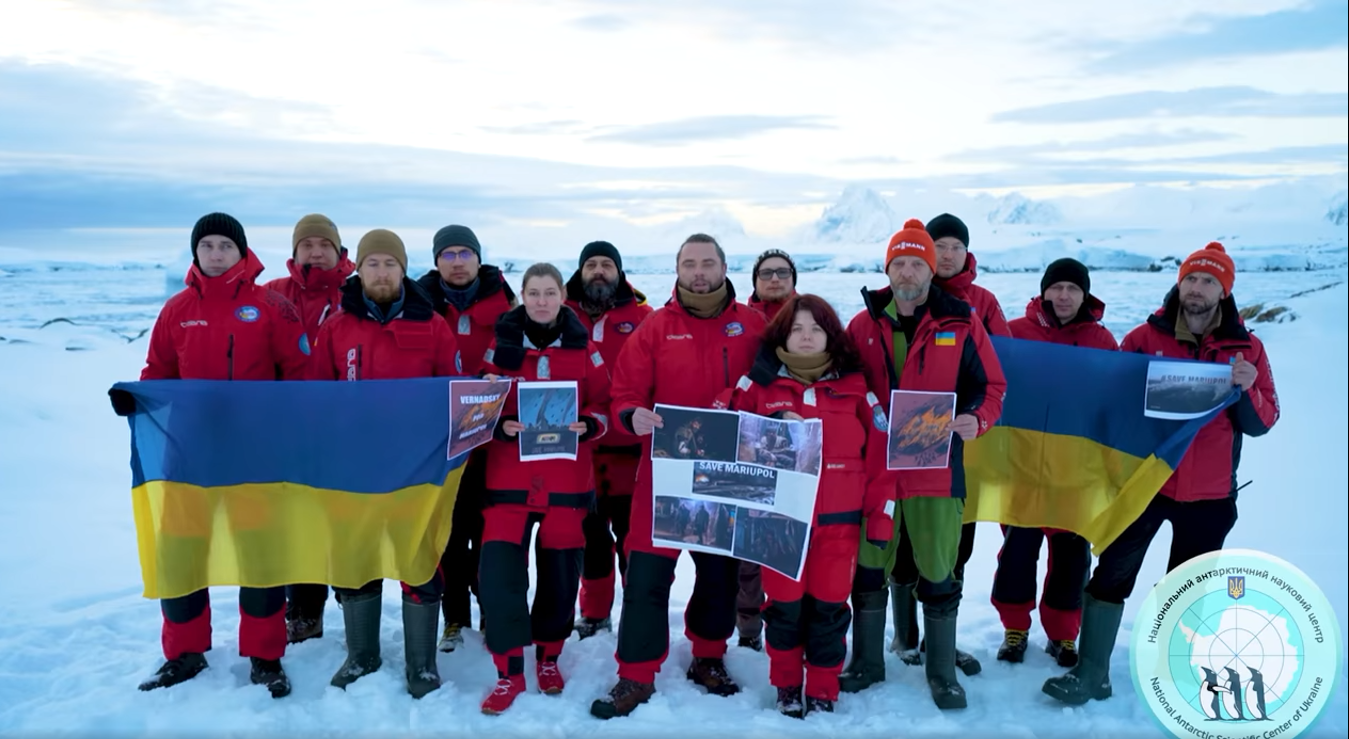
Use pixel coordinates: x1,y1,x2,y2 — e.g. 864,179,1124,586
719,346,895,543
142,252,310,381
565,273,654,454
481,305,612,509
309,276,460,380
417,264,516,375
846,285,1007,499
1008,295,1120,351
1121,288,1279,502
748,290,796,321
262,251,355,348
935,253,1012,338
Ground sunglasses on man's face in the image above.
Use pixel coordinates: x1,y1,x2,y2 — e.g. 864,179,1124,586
757,268,792,280
439,250,476,262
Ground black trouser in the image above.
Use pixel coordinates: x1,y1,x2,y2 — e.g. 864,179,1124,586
441,448,486,628
581,490,633,584
616,549,740,682
285,584,328,621
1087,494,1238,605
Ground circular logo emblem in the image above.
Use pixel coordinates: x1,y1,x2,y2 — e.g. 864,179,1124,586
724,321,744,337
234,305,260,323
615,321,635,334
1131,549,1342,739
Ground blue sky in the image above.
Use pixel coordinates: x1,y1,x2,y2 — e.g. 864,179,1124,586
0,0,1344,236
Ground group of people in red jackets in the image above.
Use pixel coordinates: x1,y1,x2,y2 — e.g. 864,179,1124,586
135,210,1278,722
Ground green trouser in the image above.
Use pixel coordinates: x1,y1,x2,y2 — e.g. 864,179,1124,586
858,497,964,612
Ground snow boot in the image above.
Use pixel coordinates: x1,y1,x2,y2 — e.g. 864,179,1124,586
138,652,207,691
480,674,526,715
775,686,804,719
738,634,763,652
923,612,968,710
249,657,291,698
687,657,740,696
1046,639,1079,667
402,595,441,699
330,591,383,689
805,696,835,714
574,616,611,640
1042,594,1123,706
590,677,656,719
286,616,323,645
838,589,887,693
887,578,920,661
997,629,1028,663
536,658,565,695
438,623,464,652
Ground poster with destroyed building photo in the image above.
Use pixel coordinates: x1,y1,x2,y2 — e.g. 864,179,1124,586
650,405,739,463
652,496,736,554
736,413,823,475
732,508,810,580
1143,360,1236,420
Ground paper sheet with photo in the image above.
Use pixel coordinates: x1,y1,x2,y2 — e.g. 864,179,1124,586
1143,360,1234,420
517,380,579,461
887,390,956,470
650,403,822,580
447,379,512,460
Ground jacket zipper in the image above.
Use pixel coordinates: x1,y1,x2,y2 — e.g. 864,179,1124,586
722,347,730,387
357,344,363,381
918,344,927,374
227,334,235,380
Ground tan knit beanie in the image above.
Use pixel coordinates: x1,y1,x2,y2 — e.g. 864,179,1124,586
355,229,408,272
292,214,342,255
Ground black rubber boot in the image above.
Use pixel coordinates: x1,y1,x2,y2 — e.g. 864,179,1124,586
838,589,887,693
887,578,920,660
402,595,442,699
1042,593,1123,706
330,591,383,688
923,611,967,710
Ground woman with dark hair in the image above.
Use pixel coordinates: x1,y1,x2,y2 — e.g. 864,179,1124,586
476,262,612,714
715,293,894,718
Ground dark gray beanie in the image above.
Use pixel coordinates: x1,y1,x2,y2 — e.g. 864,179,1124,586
433,224,481,261
579,240,622,271
925,213,970,248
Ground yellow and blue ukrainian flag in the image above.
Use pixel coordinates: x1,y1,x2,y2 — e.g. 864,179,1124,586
109,378,468,600
964,337,1240,555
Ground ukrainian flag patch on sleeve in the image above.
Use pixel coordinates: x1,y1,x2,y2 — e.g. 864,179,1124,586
934,331,957,346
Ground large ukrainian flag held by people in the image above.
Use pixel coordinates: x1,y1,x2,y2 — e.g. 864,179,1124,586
108,378,468,600
963,336,1240,555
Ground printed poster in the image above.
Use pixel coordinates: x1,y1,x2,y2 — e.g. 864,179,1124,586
447,378,512,459
887,390,957,470
650,403,821,580
1144,360,1234,420
517,380,579,461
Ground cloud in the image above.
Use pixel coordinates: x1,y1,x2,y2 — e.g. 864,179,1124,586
588,115,835,146
947,129,1238,162
992,86,1348,124
483,120,592,136
1086,0,1349,73
571,13,630,32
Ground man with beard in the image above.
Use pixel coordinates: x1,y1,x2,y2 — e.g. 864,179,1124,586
591,234,767,720
416,224,516,652
884,213,1012,677
842,218,1006,710
262,213,355,644
748,249,797,320
1044,242,1278,707
563,241,654,640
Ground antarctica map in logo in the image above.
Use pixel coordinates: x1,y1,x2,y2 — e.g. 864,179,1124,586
1131,549,1342,739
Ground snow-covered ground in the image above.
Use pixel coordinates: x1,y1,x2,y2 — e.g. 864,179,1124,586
0,256,1345,738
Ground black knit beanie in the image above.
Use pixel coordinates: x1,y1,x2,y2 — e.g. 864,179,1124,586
926,213,970,248
752,248,797,284
579,240,623,271
433,224,482,261
191,212,248,260
1041,258,1090,295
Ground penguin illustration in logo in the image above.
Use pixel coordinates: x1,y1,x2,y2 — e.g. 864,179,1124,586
1245,667,1271,720
1199,667,1228,720
1222,668,1245,720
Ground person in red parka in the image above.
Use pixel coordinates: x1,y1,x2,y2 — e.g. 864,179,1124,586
840,218,1007,710
882,212,1012,677
309,229,459,699
416,224,517,652
262,212,355,645
563,240,654,640
136,212,309,699
991,258,1118,668
590,234,769,720
1045,242,1279,707
717,294,893,718
475,262,612,715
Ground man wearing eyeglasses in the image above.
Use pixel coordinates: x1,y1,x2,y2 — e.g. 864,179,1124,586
416,224,519,652
748,249,798,322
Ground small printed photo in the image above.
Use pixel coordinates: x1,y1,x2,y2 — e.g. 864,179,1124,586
731,508,809,580
887,390,956,470
1144,360,1234,420
518,381,579,461
691,461,777,505
651,405,740,463
653,496,735,552
735,414,823,475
